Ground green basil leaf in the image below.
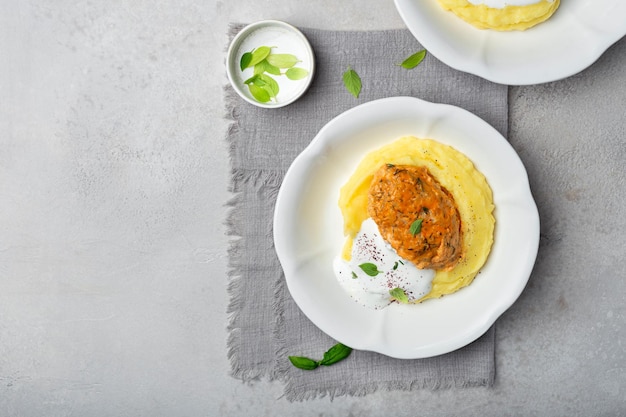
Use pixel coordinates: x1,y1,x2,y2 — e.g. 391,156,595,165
351,271,358,279
243,75,259,85
343,66,362,98
389,287,409,304
266,53,300,68
359,262,380,277
240,52,253,71
253,62,266,75
288,356,319,370
319,343,352,367
285,67,309,80
248,83,271,103
399,50,427,70
409,218,423,236
254,59,281,76
247,46,272,68
257,73,279,98
251,77,267,87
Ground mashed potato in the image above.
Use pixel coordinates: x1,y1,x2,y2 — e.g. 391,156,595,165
437,0,560,31
338,136,495,301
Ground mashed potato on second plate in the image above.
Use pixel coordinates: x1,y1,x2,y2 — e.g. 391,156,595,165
437,0,560,31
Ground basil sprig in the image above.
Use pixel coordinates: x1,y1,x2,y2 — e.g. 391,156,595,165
288,356,319,370
285,67,309,80
389,287,410,304
289,343,353,370
409,218,423,236
267,53,300,68
342,66,362,98
359,262,381,277
398,50,427,69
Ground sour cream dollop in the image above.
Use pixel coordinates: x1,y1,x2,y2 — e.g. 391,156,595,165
467,0,552,8
333,218,435,310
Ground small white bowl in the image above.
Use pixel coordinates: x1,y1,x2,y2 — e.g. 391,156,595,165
226,20,315,109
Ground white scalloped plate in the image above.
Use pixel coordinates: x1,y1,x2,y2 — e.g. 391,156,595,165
394,0,626,85
273,97,539,359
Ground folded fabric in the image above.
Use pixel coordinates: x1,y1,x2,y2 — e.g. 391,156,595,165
225,24,507,401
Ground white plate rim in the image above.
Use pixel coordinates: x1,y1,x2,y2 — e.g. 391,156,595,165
394,0,626,85
273,96,540,359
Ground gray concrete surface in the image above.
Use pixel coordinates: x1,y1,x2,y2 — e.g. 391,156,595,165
1,1,624,416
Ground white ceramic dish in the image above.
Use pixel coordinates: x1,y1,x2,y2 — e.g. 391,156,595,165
226,20,315,108
273,97,540,359
394,0,626,85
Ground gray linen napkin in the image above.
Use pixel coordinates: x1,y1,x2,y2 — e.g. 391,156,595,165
225,25,507,400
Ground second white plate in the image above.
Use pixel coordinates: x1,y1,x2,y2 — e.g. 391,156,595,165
394,0,626,85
